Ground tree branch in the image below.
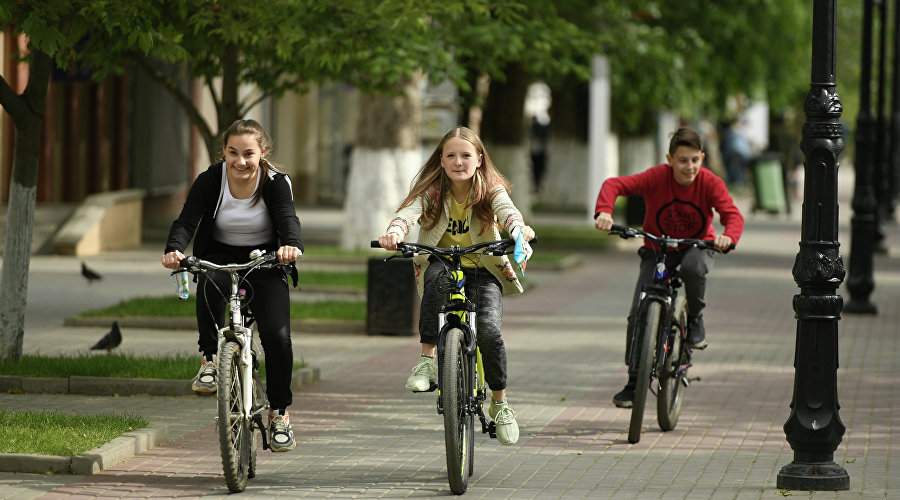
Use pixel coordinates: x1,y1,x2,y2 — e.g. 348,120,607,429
133,55,216,158
0,76,26,123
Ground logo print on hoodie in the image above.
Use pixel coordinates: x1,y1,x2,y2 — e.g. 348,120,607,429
656,199,706,238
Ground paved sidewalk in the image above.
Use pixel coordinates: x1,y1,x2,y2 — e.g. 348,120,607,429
2,188,900,498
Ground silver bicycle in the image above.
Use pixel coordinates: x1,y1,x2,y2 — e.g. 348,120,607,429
177,249,282,492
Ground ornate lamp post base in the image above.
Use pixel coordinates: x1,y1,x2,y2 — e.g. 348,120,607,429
843,300,877,314
777,459,850,491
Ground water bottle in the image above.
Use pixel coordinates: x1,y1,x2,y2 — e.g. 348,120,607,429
174,270,190,300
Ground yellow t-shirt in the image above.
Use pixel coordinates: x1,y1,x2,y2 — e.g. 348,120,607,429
436,196,483,268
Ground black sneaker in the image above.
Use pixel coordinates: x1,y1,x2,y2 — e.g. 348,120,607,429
687,315,708,350
612,380,636,408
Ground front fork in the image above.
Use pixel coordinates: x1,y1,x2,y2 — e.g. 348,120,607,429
435,310,494,436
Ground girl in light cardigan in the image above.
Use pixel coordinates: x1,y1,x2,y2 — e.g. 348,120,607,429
376,127,535,445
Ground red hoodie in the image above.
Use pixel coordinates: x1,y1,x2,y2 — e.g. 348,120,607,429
594,164,744,249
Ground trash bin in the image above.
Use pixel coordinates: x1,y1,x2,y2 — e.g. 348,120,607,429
366,257,419,336
752,154,787,214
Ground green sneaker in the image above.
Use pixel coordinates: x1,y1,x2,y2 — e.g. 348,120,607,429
405,355,437,392
488,400,519,445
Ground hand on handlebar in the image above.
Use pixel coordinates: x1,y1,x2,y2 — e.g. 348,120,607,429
594,212,614,232
713,234,734,252
162,250,185,270
377,233,403,251
276,245,301,264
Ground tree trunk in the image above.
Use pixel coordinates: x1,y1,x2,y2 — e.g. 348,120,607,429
341,78,422,250
541,78,589,210
0,50,53,362
480,64,532,220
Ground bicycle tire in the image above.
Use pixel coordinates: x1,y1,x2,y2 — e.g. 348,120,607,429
629,301,660,444
248,425,258,479
443,327,473,495
658,293,688,431
218,341,251,492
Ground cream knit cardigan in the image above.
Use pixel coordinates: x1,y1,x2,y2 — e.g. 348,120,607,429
386,186,526,297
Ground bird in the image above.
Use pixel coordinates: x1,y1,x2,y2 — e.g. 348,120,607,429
91,321,122,352
81,262,103,284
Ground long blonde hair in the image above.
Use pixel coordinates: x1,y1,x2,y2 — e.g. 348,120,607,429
398,127,511,234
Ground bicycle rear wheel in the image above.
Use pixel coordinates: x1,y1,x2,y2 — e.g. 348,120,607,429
629,301,660,444
443,327,474,495
658,293,688,431
218,341,251,492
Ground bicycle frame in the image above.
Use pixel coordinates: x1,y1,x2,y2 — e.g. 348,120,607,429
434,260,493,437
630,248,685,377
181,251,277,445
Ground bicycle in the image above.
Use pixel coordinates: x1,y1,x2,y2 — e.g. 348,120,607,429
175,249,285,493
371,238,522,495
606,224,730,444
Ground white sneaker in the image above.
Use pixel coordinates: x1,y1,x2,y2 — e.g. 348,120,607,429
405,356,436,392
191,355,217,394
489,400,519,445
268,409,296,452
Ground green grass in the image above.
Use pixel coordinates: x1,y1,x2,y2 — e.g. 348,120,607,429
0,353,301,379
300,270,366,288
2,353,214,379
530,224,610,250
0,410,150,456
77,297,366,321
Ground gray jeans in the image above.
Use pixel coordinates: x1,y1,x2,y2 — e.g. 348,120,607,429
624,245,715,371
419,258,508,391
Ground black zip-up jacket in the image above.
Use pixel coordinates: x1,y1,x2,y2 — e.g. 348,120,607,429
164,162,304,258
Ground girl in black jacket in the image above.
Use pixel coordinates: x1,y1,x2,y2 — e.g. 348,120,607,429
162,119,302,452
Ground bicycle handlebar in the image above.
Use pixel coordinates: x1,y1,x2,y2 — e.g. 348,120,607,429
607,224,734,253
370,239,519,258
179,251,282,274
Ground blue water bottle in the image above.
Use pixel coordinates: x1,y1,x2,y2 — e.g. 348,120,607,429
174,270,190,300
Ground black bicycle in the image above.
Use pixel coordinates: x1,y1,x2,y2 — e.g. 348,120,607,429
607,224,729,444
371,238,521,495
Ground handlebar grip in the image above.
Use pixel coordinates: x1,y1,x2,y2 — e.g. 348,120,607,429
370,240,382,248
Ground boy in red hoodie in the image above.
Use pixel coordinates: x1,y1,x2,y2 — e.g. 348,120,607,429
594,127,744,408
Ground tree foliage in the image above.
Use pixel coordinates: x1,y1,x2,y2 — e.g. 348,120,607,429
597,1,813,135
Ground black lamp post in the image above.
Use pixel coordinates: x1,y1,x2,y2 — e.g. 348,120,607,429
776,0,849,491
890,0,900,218
845,0,879,314
875,0,891,229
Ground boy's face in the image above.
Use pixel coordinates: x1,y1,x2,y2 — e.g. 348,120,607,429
667,146,705,187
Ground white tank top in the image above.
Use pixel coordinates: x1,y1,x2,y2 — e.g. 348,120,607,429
213,172,275,246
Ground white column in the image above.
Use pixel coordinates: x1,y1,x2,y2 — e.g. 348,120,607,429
587,55,611,222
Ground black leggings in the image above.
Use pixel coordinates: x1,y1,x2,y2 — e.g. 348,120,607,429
196,242,294,410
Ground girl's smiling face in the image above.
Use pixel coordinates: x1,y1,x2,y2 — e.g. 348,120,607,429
441,137,482,187
224,133,265,185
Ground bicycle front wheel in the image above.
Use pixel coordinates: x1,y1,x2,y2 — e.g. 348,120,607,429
218,341,252,492
658,293,688,431
442,327,474,495
629,301,660,444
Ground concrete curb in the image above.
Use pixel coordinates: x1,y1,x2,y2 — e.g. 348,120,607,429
0,423,169,475
0,367,321,396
